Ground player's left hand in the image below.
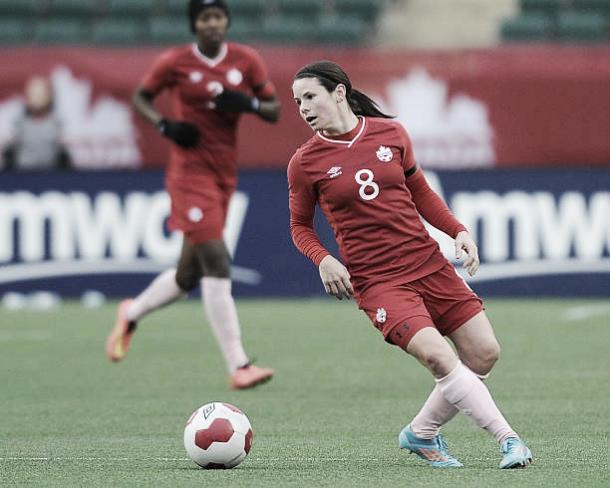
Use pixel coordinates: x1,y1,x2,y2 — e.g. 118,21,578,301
213,90,260,113
455,230,480,276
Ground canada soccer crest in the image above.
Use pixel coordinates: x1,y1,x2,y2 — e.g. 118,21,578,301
376,146,393,162
376,307,387,324
227,68,243,86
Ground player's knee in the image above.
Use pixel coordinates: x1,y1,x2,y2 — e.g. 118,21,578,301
472,341,501,375
418,349,456,378
175,268,200,292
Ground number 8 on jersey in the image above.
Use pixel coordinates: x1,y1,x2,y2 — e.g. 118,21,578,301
355,169,379,201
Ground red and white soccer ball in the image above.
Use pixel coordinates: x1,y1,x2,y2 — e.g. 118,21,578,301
183,402,253,469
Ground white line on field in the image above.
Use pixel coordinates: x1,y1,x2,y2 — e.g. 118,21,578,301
561,304,610,322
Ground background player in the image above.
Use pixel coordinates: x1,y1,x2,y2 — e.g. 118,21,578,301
288,60,532,468
106,0,278,389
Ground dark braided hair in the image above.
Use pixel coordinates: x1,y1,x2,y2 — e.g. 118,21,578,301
294,60,393,119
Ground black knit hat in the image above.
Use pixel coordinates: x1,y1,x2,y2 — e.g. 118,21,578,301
188,0,230,33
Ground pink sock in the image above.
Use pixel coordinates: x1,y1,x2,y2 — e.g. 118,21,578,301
436,362,517,444
201,277,248,373
410,385,459,439
126,268,184,322
410,372,491,439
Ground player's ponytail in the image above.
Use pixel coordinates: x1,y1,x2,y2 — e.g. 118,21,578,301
295,60,393,119
347,89,391,118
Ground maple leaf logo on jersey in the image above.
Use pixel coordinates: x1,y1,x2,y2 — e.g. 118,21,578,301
327,166,342,179
376,145,393,162
376,308,387,324
226,68,243,86
189,71,203,83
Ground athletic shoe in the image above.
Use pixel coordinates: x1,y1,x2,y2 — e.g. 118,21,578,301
229,364,274,390
399,425,463,467
105,299,137,362
499,437,532,469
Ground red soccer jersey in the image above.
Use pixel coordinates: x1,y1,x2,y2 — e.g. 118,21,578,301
288,116,466,295
141,42,276,186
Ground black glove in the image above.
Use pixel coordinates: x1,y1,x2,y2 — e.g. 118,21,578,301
213,90,260,113
157,119,200,148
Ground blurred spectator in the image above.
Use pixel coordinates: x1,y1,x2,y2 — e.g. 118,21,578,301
1,76,72,171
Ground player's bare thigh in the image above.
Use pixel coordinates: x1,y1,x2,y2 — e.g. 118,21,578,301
406,327,459,379
447,311,501,376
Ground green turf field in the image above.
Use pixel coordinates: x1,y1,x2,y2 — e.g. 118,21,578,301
1,298,609,487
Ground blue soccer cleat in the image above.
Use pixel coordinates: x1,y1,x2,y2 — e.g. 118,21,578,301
398,425,463,468
499,437,533,469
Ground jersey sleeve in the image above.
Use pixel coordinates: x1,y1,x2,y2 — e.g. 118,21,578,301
140,50,176,95
393,122,417,173
245,48,276,100
392,121,466,238
287,153,329,266
406,169,467,238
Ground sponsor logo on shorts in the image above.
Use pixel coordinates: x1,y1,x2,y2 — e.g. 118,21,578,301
376,307,387,324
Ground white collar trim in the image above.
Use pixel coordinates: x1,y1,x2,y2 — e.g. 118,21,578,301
191,42,228,67
316,116,366,148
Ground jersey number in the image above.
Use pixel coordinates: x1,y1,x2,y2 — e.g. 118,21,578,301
355,169,379,201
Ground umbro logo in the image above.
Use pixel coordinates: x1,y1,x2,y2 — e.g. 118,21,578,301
327,166,342,179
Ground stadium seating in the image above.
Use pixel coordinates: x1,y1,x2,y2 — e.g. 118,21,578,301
34,19,88,44
91,20,145,45
317,15,369,45
107,0,159,17
557,10,606,41
0,18,31,44
0,0,384,45
502,0,610,42
501,13,554,41
148,17,192,44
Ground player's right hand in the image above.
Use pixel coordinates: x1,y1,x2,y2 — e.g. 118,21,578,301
157,119,200,148
319,255,354,300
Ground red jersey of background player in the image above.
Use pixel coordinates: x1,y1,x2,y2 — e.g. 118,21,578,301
141,42,276,186
288,116,466,295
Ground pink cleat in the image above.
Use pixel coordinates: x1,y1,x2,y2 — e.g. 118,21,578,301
229,364,274,390
105,299,137,362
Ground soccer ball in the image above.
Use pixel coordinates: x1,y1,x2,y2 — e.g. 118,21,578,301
183,402,253,469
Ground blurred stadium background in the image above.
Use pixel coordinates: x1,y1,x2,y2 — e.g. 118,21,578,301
1,0,609,302
1,3,609,486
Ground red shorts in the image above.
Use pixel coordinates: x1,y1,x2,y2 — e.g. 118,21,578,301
166,177,235,244
358,262,483,350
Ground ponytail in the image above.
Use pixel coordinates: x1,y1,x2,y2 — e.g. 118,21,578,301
348,89,393,119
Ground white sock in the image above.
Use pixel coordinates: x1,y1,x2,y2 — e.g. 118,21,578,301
126,268,185,322
436,362,517,444
410,372,491,439
201,277,248,374
410,385,459,439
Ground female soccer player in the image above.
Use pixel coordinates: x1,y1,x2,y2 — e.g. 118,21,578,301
106,0,277,389
288,60,532,468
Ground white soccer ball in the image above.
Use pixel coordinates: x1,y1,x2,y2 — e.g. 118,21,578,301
183,402,253,469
